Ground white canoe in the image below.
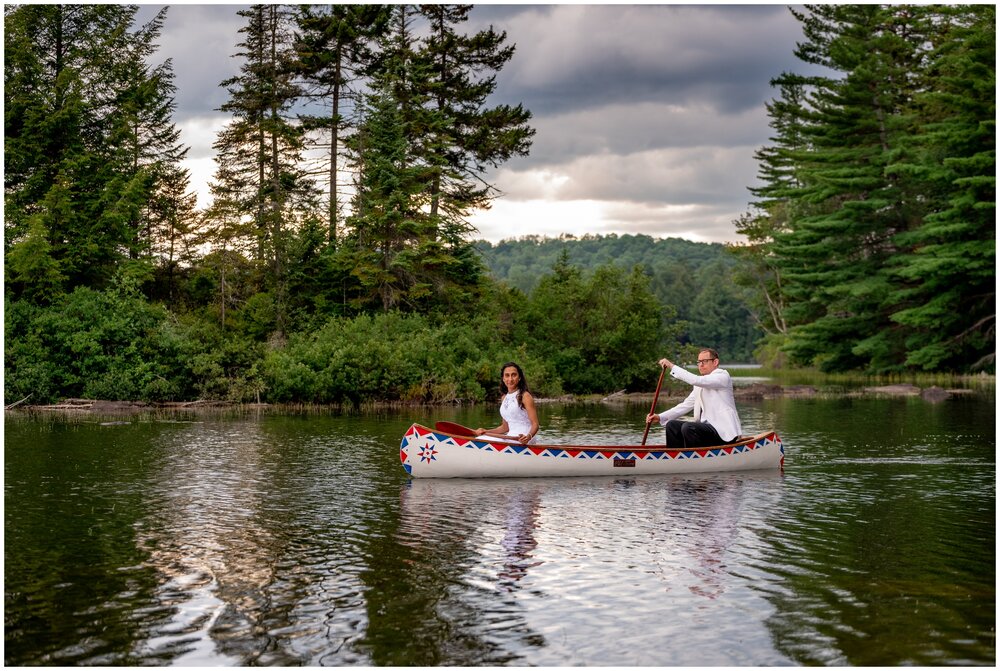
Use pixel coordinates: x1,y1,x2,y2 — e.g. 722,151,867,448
400,423,784,478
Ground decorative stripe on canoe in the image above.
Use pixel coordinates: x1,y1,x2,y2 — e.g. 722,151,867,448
401,428,778,463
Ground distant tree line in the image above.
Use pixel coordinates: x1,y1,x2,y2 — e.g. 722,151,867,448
478,234,761,362
5,5,991,407
730,5,995,373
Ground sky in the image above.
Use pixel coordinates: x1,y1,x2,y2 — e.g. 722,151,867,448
137,3,815,245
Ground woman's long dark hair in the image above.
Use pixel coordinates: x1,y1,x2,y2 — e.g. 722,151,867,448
500,361,529,409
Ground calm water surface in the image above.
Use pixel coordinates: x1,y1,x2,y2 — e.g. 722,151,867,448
4,394,995,665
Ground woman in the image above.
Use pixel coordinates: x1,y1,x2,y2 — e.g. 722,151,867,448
475,362,540,444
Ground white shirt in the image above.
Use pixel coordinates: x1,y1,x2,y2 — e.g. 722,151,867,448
656,366,742,441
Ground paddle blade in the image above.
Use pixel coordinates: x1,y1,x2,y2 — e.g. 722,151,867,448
434,421,476,436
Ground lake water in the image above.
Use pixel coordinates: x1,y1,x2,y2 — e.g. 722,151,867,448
4,393,995,665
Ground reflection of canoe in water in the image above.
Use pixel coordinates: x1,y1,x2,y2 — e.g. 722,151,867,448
400,423,784,479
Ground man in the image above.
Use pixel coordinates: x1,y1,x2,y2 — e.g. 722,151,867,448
645,348,742,448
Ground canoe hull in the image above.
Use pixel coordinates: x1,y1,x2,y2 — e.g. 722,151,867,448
400,424,784,478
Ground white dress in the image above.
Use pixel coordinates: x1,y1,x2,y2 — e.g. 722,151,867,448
499,392,538,444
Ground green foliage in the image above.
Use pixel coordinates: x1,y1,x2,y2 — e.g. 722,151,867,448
414,4,534,221
4,4,188,299
479,234,757,362
733,4,995,373
687,260,758,359
5,279,171,403
883,5,996,371
293,4,391,241
210,4,319,334
13,5,990,409
261,311,560,405
513,255,680,393
5,216,66,304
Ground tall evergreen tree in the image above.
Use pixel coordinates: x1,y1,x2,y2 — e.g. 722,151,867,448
5,4,187,294
5,3,95,252
97,7,188,261
342,84,436,312
734,4,994,372
293,4,391,244
883,5,995,370
201,160,258,330
147,165,199,303
339,5,501,313
770,5,928,371
415,4,535,234
727,77,812,357
211,4,318,334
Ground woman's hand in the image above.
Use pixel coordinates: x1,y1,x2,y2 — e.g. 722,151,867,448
517,433,533,444
474,428,486,436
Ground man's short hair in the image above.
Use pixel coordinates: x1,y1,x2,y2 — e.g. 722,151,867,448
700,348,719,360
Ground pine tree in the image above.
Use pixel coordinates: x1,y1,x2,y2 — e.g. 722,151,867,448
147,166,199,303
415,5,535,233
4,4,188,294
342,86,434,311
211,4,318,334
97,8,190,258
293,4,391,244
885,5,995,370
339,6,501,313
727,77,812,356
771,5,927,371
5,216,67,305
734,5,994,372
201,160,259,330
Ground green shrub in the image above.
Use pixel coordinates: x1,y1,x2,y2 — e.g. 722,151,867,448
261,311,559,405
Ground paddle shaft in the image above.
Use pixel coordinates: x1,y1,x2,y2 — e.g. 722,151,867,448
641,365,667,446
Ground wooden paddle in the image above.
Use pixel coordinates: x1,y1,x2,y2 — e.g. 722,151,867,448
641,365,667,446
434,421,477,437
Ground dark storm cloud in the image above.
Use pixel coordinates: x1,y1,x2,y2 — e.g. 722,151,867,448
138,5,245,121
470,5,801,115
461,4,813,239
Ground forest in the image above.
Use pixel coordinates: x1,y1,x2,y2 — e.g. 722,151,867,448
4,4,995,406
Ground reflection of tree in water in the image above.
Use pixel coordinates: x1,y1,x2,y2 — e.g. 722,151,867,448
133,420,377,666
382,479,545,664
752,459,995,665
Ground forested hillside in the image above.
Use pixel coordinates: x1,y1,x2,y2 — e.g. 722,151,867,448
477,234,761,362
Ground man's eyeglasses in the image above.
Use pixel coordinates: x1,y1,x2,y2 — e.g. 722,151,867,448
696,358,717,365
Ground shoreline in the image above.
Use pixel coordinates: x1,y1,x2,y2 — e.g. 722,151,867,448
5,382,982,417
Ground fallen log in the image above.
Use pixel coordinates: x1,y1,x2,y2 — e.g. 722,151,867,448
4,394,32,410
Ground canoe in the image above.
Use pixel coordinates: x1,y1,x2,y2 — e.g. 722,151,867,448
400,423,784,478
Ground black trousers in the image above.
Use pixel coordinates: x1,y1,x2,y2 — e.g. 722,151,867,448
664,419,725,448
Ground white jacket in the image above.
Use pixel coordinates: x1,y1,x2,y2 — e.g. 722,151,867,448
656,366,742,441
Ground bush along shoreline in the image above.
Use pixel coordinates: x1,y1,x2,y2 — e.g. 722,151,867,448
6,270,992,410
